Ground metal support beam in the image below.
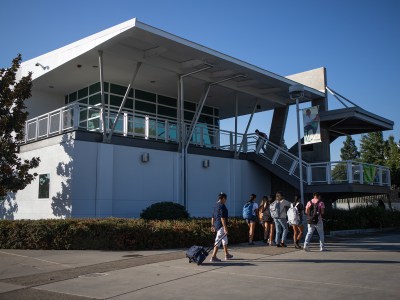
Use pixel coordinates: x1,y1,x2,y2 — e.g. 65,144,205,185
235,94,238,151
106,62,142,143
235,99,258,158
98,50,107,142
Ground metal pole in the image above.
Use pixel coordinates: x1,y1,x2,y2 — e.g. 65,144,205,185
98,50,107,143
236,99,258,158
235,94,238,151
296,98,305,206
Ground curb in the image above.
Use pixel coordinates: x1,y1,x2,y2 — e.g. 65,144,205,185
327,227,397,237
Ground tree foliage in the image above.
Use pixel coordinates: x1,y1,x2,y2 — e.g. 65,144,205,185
340,135,360,160
0,54,40,197
360,132,385,165
384,136,400,187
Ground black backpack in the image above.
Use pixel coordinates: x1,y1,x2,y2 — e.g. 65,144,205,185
307,200,320,225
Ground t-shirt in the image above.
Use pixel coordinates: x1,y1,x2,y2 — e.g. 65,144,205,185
306,198,325,221
277,199,291,219
212,203,228,231
252,202,259,216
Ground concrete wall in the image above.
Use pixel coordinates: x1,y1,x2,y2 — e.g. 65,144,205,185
3,137,272,219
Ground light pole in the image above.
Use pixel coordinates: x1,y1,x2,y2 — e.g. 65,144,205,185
289,84,305,206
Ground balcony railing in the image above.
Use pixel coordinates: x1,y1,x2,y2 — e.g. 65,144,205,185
24,103,391,187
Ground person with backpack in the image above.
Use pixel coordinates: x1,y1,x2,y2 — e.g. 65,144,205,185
288,195,304,249
210,192,234,262
303,192,326,252
243,194,258,245
258,195,274,244
271,191,291,247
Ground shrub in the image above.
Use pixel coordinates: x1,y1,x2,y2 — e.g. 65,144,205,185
140,202,189,220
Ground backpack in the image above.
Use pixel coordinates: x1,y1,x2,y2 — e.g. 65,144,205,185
287,203,300,225
307,200,320,225
242,202,254,219
269,201,280,219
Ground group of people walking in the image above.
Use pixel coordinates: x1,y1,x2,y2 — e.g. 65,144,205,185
209,191,326,262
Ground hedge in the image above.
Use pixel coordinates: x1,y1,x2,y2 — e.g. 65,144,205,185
0,218,252,250
0,207,398,250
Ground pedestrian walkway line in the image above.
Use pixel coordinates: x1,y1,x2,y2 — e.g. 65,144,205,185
0,250,73,269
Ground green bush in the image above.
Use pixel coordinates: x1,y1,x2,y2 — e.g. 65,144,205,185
324,206,400,231
0,217,251,250
140,202,189,220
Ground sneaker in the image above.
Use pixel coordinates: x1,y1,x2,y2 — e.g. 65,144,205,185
276,244,282,248
304,245,310,252
225,254,233,260
280,242,287,248
210,256,221,262
320,247,327,252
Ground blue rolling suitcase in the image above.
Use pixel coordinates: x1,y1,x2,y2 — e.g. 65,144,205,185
186,233,227,265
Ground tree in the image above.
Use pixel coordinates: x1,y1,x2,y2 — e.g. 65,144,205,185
0,55,40,197
384,135,400,187
340,135,360,161
332,135,360,182
360,132,385,165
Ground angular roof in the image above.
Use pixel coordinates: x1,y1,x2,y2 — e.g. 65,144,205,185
19,18,325,119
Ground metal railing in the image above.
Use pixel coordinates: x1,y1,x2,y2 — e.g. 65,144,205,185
24,103,391,187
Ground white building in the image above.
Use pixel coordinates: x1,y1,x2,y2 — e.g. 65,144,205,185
2,18,393,219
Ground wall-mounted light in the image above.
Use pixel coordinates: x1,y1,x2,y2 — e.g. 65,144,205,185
202,159,210,168
141,153,150,163
35,62,49,70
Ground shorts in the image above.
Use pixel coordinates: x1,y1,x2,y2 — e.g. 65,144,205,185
215,227,228,246
246,216,257,224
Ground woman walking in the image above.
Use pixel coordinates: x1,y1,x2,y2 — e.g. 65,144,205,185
290,195,304,249
244,194,258,245
259,195,276,246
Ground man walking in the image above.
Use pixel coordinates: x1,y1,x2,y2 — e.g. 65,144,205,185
255,129,268,153
210,192,233,262
303,192,326,251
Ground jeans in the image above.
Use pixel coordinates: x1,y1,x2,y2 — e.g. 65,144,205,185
304,220,325,248
274,218,288,244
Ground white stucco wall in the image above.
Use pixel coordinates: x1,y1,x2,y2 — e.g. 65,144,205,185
25,89,64,119
4,136,272,219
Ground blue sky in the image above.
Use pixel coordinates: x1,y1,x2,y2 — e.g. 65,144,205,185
1,0,399,161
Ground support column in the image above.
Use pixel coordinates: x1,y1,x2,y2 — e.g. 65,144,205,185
235,99,258,158
98,51,107,143
269,105,289,146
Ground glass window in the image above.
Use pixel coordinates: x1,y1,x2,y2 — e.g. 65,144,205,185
214,108,219,117
69,92,77,102
158,105,177,118
110,95,123,107
110,83,127,96
184,101,196,111
78,98,88,105
89,94,101,105
184,110,194,121
136,100,156,114
158,95,177,106
201,106,213,115
136,89,156,102
124,99,133,109
89,82,100,94
78,87,88,99
38,174,50,198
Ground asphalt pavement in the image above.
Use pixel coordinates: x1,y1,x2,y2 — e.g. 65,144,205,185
0,232,399,300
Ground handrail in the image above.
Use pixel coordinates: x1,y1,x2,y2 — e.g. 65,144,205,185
22,103,391,187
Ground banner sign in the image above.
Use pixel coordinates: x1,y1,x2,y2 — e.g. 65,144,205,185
302,106,321,145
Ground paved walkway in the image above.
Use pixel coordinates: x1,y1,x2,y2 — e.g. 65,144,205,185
0,232,399,299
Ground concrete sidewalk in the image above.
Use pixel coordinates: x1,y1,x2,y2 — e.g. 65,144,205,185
0,232,399,300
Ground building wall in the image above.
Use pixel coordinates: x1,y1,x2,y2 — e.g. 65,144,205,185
25,89,64,119
4,137,272,219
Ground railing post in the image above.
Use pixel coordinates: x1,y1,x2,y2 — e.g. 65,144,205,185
35,117,39,141
73,103,80,130
243,134,248,153
46,113,50,137
59,108,64,134
200,127,204,147
326,163,331,184
347,161,353,183
359,164,364,184
145,115,149,140
307,165,312,185
272,149,280,164
24,121,28,143
229,132,233,151
387,168,391,186
289,160,298,175
123,113,128,136
165,120,169,142
378,166,383,186
215,129,220,149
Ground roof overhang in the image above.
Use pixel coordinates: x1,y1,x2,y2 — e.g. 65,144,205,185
19,18,325,119
320,106,394,137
